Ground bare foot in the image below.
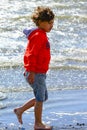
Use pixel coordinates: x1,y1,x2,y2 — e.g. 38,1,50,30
14,108,23,124
34,123,53,130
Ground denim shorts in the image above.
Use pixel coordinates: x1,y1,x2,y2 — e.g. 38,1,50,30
24,71,48,102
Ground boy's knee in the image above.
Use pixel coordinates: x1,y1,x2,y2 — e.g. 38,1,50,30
35,101,43,108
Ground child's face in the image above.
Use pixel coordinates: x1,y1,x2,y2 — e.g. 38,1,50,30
38,19,54,32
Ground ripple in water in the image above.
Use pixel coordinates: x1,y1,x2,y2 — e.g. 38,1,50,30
0,92,7,101
0,92,7,109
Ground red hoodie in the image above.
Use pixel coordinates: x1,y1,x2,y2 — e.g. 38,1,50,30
24,28,51,73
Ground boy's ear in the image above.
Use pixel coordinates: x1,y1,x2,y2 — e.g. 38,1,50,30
38,20,42,25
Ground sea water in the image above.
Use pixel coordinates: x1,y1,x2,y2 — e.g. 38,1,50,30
0,0,87,129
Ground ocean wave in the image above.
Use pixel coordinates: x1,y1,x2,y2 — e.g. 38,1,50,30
0,86,32,93
50,65,87,70
0,62,87,71
57,14,87,22
0,103,7,109
0,55,23,69
0,61,23,69
51,55,87,63
0,92,7,101
0,92,7,109
0,84,87,94
0,57,87,71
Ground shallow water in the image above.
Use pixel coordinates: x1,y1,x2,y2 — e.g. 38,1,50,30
0,90,87,130
0,0,87,88
0,0,87,70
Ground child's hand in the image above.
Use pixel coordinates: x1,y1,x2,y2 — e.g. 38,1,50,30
28,72,35,84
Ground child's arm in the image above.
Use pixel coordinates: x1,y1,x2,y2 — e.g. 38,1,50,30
28,72,35,84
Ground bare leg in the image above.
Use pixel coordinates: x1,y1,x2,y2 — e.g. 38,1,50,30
14,98,36,124
34,101,43,125
34,101,52,129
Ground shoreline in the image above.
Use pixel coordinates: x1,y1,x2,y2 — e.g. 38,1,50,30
0,89,87,129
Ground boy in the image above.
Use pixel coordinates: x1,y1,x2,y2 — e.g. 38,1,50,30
14,6,55,130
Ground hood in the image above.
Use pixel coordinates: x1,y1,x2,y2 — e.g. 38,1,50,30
23,28,37,38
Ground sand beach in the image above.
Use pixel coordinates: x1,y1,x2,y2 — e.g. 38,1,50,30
0,89,87,130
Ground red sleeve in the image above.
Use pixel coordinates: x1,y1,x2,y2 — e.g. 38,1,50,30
24,33,44,72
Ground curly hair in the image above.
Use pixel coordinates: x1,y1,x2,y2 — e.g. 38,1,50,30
31,6,55,26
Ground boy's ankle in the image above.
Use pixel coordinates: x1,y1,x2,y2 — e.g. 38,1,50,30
34,123,53,130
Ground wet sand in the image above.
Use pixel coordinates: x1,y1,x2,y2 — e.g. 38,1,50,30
0,89,87,130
